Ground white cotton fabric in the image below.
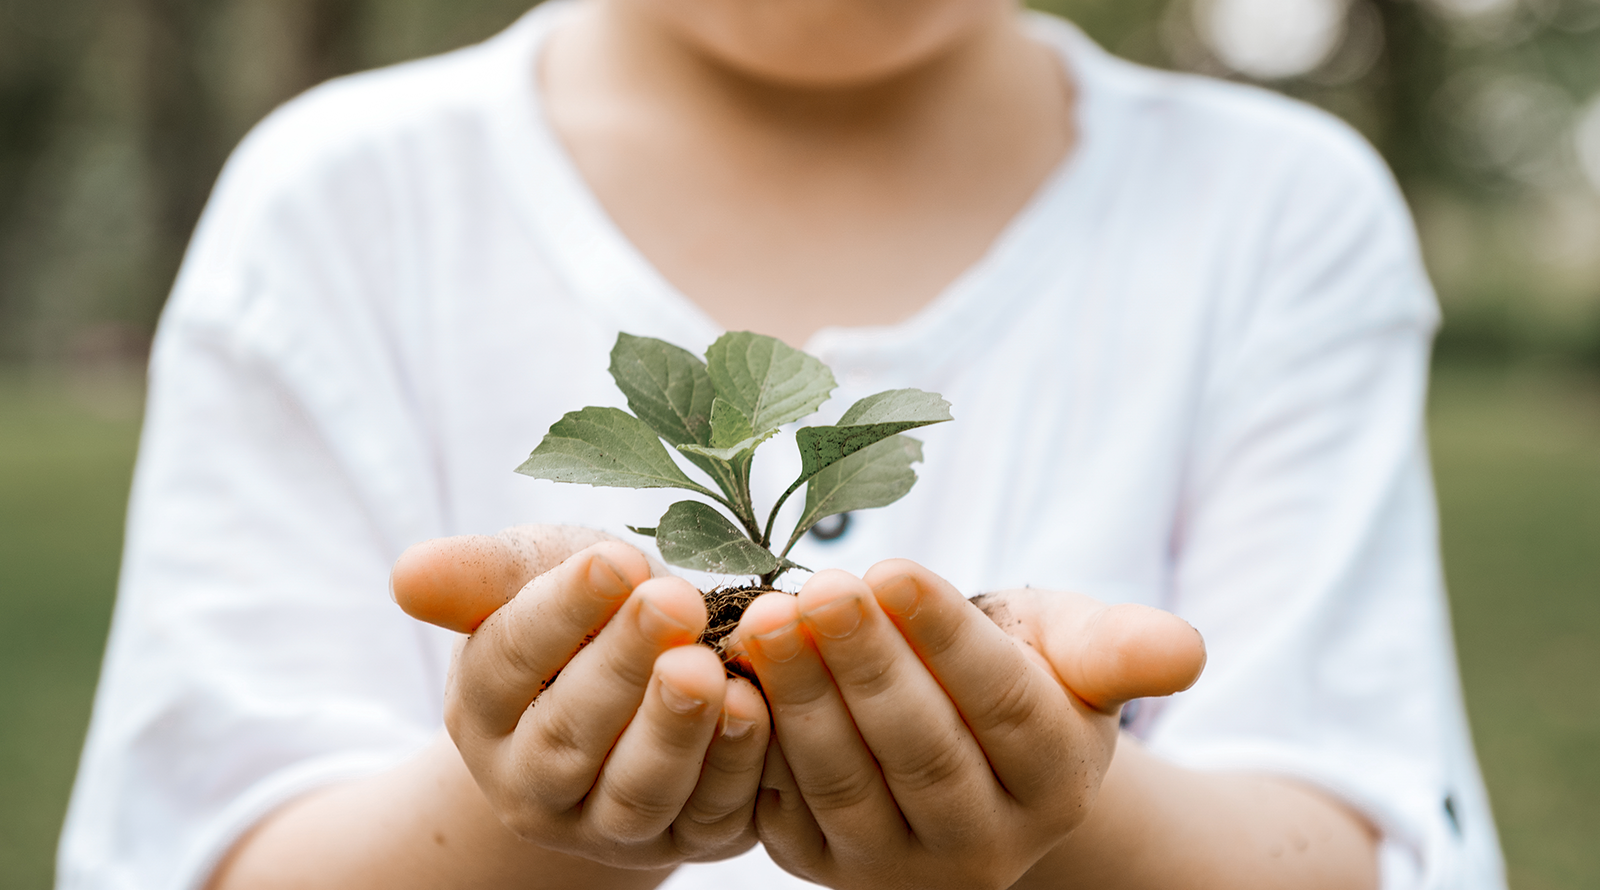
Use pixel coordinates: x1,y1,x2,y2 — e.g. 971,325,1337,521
57,4,1505,888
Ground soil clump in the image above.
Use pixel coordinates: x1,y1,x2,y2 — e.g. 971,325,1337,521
700,584,784,683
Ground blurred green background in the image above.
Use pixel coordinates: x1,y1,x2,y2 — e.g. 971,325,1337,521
1,0,1598,887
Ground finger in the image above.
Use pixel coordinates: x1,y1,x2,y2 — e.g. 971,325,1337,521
973,587,1207,711
495,524,674,581
670,677,770,858
754,736,828,878
450,542,654,733
513,576,708,809
582,645,728,846
392,535,525,633
795,571,1001,841
1041,601,1207,711
736,588,907,859
862,560,1081,806
393,526,624,633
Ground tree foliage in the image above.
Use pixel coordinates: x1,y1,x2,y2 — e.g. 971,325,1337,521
5,0,1600,365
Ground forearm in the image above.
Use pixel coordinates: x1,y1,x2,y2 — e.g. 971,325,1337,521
207,732,674,890
1016,738,1379,890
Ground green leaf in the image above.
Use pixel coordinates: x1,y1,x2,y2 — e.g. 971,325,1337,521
793,435,924,544
836,388,952,427
516,406,714,494
655,501,780,575
705,332,836,435
678,433,772,464
794,389,951,483
680,397,776,463
676,398,770,530
709,398,754,449
627,525,657,537
608,333,715,447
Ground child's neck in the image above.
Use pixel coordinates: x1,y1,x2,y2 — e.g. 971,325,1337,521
541,1,1076,347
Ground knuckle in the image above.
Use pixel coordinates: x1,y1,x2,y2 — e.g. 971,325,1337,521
830,648,903,700
671,816,756,862
794,764,880,814
549,569,605,633
530,697,587,757
915,605,969,661
644,706,716,756
703,742,765,785
598,635,657,692
671,797,754,858
678,795,745,829
966,662,1041,736
516,708,607,806
762,668,837,710
882,730,973,793
519,738,593,805
678,772,759,829
592,780,683,843
488,629,553,692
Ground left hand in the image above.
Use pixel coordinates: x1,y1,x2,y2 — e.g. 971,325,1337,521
734,561,1205,890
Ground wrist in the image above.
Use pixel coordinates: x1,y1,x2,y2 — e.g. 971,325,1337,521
1013,738,1380,890
209,732,675,890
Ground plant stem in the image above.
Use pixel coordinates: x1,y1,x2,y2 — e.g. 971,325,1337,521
778,525,807,562
698,487,751,527
761,478,806,549
732,454,761,540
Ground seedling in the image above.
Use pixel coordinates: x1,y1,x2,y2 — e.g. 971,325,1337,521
516,331,951,659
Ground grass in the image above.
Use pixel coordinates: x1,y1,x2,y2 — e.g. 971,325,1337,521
0,364,1596,888
0,375,143,889
1429,365,1600,890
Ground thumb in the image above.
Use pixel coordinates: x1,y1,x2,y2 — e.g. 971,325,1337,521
1045,602,1206,713
390,525,629,633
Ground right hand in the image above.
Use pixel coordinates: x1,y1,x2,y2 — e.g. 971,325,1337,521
391,525,771,868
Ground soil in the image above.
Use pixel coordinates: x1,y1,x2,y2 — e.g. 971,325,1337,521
697,588,1013,686
699,583,784,683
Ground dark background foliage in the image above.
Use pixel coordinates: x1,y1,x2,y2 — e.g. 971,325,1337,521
6,0,1599,368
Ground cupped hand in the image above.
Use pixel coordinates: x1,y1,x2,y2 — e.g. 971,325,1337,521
735,561,1204,890
390,526,771,868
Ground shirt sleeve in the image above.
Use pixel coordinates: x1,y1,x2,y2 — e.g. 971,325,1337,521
55,94,457,890
1142,119,1506,889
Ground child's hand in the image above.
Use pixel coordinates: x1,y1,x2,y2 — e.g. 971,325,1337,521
391,527,771,868
734,561,1204,890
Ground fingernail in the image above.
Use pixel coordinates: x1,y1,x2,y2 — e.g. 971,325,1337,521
659,679,706,715
638,597,694,644
873,575,920,618
803,596,863,640
588,556,630,599
751,620,803,663
720,715,757,740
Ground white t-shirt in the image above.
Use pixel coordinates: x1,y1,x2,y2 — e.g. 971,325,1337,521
58,4,1505,889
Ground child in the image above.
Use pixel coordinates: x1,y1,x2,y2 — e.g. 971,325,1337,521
58,0,1504,888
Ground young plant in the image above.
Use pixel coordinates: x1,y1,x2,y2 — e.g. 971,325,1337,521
516,331,952,657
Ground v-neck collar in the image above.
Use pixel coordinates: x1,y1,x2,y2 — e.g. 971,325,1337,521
482,3,1130,380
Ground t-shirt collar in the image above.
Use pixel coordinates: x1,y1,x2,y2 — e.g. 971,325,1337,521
482,2,1127,382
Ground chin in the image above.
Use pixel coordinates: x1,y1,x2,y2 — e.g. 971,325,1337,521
630,0,1012,88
